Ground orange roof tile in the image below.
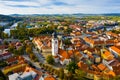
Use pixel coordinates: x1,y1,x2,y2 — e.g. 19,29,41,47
77,61,88,70
75,51,82,57
91,65,99,71
102,51,114,60
6,56,24,63
106,31,118,37
42,46,51,49
60,58,65,61
106,40,118,44
97,63,106,71
23,66,42,80
54,56,59,58
110,46,120,55
108,71,116,77
44,75,55,80
59,49,73,59
33,36,52,49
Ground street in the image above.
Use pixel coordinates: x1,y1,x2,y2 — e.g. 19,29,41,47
32,48,45,63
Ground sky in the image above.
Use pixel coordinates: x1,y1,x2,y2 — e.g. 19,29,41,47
0,0,120,15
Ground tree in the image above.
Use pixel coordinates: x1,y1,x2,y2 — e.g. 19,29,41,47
64,38,72,46
64,38,72,50
8,45,15,53
0,70,7,80
59,68,64,80
29,53,35,60
111,75,120,80
3,33,9,38
104,27,107,31
67,72,73,80
0,26,4,39
3,41,9,45
63,74,68,80
64,28,73,34
17,46,24,55
26,47,32,54
13,49,19,55
0,26,4,31
75,69,86,80
46,55,54,65
66,61,78,74
0,61,7,68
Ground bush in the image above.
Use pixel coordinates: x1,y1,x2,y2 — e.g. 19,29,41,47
59,68,64,79
64,74,68,80
46,55,54,65
0,61,7,68
39,63,42,66
44,65,48,70
50,68,54,72
66,61,78,73
0,70,7,80
34,57,39,62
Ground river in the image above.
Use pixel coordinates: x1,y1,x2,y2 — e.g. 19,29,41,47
4,22,18,36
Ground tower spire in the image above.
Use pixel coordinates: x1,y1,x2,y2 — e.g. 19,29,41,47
52,32,58,56
52,31,57,38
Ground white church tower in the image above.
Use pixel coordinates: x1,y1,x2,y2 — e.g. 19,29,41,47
52,32,58,56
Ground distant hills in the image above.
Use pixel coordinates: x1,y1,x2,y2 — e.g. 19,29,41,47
0,14,22,22
9,13,120,17
72,13,120,16
0,13,120,22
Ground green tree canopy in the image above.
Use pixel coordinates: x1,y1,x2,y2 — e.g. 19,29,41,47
26,47,32,54
63,38,72,46
46,55,54,65
75,69,86,80
17,46,24,55
66,61,78,74
59,68,64,79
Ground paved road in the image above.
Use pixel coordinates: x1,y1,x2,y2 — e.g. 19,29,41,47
23,55,41,68
23,55,59,79
33,48,45,63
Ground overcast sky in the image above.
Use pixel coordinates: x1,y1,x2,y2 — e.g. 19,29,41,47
0,0,120,15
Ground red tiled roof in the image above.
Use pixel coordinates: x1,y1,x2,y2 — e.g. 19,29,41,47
103,51,114,60
77,61,88,70
106,31,118,37
97,63,106,71
0,52,11,58
0,45,8,49
107,71,116,77
44,75,55,80
110,46,120,55
59,49,73,60
6,56,24,63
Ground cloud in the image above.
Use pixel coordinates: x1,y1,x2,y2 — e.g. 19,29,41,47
0,0,120,14
6,4,39,8
52,1,70,6
1,0,32,2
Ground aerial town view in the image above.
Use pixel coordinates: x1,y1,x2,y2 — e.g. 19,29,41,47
0,0,120,80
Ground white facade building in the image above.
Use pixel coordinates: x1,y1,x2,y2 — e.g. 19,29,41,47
52,32,58,56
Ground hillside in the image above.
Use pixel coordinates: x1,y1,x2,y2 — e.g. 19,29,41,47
0,14,22,22
10,13,120,17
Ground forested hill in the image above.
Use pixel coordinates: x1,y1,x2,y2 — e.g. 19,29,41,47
10,13,120,17
0,14,22,22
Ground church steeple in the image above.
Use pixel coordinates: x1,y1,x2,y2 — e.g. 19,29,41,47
52,31,57,38
52,32,58,56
